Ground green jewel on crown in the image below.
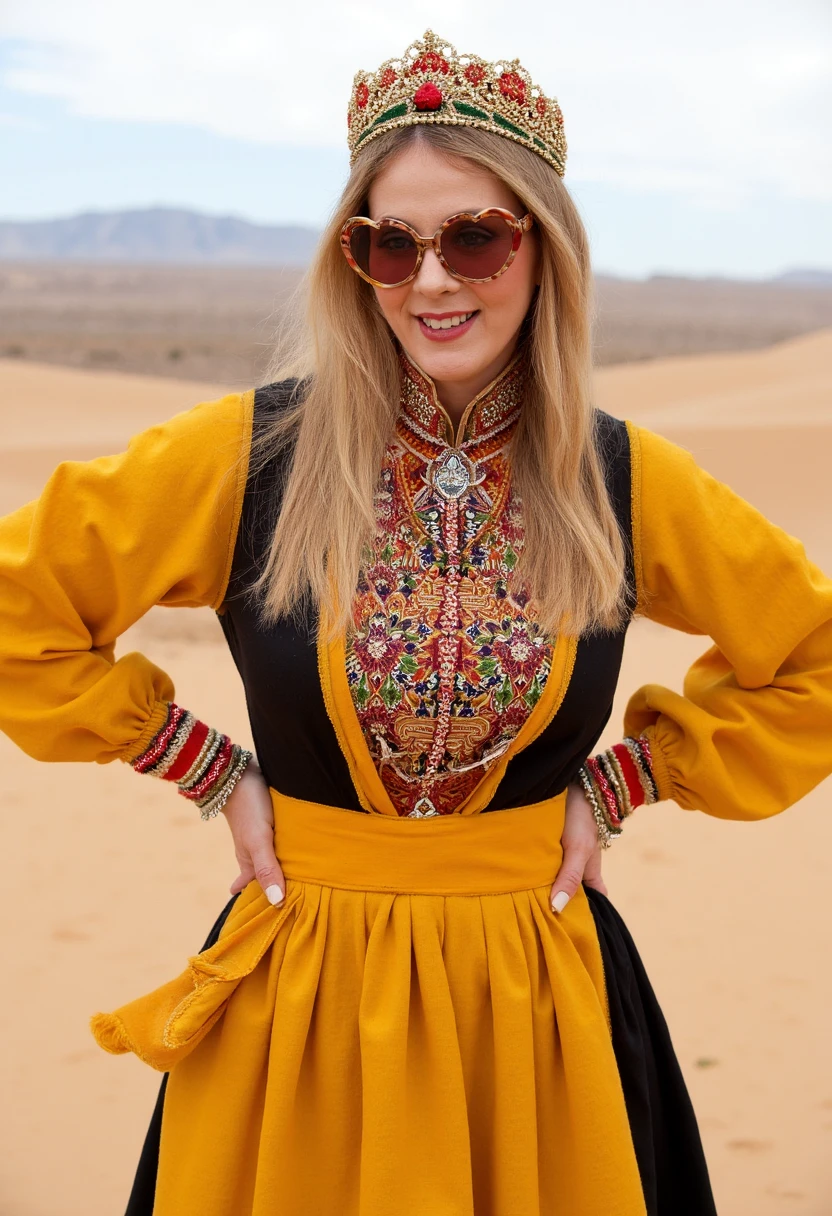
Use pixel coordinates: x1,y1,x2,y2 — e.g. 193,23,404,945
346,29,567,177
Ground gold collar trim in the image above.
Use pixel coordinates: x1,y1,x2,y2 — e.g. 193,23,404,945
397,345,527,448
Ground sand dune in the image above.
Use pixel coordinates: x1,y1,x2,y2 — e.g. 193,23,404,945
596,329,832,576
0,335,831,1216
595,328,832,432
0,361,230,516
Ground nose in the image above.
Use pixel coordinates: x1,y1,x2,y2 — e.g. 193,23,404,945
413,246,460,295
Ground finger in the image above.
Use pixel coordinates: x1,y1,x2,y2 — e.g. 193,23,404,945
229,870,253,896
582,847,608,897
249,836,287,906
550,842,592,913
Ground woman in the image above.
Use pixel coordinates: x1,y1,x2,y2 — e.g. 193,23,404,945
1,29,831,1216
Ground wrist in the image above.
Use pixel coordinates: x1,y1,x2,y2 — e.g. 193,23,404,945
578,735,658,846
127,700,255,820
576,766,620,849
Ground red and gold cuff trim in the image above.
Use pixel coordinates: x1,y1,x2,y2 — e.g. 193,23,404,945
577,736,658,848
129,701,253,820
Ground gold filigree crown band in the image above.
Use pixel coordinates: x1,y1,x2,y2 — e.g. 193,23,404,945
347,30,567,177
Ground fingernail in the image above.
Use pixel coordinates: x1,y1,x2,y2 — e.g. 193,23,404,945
265,884,284,906
551,891,570,914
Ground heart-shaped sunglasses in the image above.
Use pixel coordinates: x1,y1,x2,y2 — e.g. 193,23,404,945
340,207,534,288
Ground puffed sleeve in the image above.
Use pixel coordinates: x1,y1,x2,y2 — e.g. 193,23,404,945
622,422,832,821
0,389,253,765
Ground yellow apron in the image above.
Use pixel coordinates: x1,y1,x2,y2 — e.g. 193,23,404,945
91,631,647,1215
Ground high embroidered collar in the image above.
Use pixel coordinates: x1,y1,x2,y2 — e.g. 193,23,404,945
397,344,527,448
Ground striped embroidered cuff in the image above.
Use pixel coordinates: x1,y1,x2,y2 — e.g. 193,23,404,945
577,735,658,842
127,701,253,818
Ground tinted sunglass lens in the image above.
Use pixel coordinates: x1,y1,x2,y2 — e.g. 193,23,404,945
350,222,419,285
440,216,516,279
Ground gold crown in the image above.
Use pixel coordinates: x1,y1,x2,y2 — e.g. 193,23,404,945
347,30,567,177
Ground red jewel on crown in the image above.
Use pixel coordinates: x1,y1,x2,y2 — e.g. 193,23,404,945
535,96,547,116
463,63,486,86
414,82,443,111
498,71,526,105
411,51,449,75
355,81,369,110
380,67,397,88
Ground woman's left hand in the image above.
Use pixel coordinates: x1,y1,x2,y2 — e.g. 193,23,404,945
549,781,608,913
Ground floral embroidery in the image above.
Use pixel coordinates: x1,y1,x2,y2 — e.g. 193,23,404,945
346,346,554,817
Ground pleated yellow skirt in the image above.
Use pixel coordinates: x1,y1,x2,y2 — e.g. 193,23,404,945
92,789,648,1216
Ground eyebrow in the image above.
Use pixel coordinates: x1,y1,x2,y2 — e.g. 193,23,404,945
369,208,505,227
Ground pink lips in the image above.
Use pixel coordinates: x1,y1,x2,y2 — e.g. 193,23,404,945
415,311,479,342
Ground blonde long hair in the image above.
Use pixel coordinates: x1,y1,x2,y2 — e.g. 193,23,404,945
250,124,627,638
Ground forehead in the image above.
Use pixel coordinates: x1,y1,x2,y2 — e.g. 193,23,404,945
367,141,520,227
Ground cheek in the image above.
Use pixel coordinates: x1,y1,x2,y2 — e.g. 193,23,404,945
372,285,410,328
476,268,536,328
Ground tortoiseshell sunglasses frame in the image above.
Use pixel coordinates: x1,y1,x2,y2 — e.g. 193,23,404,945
339,207,534,288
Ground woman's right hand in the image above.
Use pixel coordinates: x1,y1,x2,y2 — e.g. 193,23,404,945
221,759,286,905
549,780,608,913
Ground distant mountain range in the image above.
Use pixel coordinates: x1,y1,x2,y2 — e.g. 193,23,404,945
768,268,832,288
0,208,830,284
0,208,320,266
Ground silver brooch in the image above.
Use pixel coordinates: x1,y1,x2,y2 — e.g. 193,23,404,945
426,449,485,501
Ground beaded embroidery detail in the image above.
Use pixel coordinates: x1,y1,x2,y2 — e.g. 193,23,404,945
577,736,658,847
346,346,554,817
128,701,253,819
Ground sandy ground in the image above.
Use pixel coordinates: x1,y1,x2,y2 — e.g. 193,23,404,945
1,332,831,1215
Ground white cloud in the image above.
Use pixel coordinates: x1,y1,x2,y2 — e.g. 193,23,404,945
2,0,830,206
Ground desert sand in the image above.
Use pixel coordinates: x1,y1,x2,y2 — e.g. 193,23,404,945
1,331,831,1215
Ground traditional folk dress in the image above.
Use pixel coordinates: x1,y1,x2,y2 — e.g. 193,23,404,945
1,346,832,1216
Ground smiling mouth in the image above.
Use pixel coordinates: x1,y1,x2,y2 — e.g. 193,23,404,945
417,310,478,331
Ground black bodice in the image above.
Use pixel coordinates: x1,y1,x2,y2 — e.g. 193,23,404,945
216,383,635,811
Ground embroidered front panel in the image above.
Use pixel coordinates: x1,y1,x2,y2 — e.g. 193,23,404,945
345,348,554,817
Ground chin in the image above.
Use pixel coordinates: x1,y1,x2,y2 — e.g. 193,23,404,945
410,338,489,380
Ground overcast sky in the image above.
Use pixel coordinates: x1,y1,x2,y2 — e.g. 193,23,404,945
1,0,830,278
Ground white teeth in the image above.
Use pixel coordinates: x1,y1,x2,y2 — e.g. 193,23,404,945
420,312,475,330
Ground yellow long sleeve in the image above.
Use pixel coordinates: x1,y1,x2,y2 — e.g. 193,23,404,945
0,390,253,765
623,422,832,821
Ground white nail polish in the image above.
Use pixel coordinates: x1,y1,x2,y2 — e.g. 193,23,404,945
552,891,570,913
266,884,284,906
